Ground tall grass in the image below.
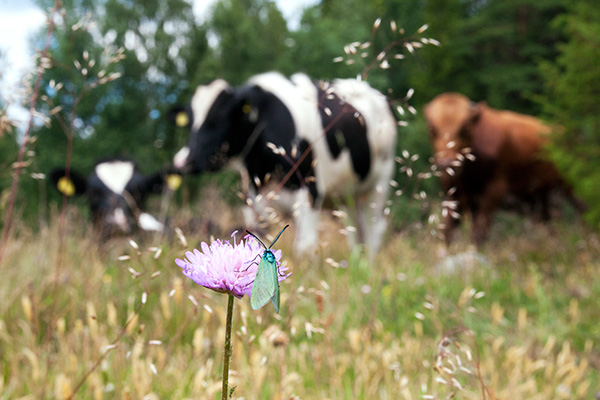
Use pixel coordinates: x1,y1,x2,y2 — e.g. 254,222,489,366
1,7,596,398
0,196,597,399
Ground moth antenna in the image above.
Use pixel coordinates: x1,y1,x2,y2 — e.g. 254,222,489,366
246,230,267,249
269,224,289,249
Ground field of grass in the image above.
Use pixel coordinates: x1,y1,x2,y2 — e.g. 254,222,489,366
0,198,598,399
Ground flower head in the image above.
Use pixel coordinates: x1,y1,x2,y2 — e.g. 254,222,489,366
175,231,289,298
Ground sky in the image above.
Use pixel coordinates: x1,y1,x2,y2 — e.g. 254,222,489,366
0,0,319,129
0,0,47,108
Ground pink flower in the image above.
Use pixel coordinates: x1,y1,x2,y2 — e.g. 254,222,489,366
175,231,288,298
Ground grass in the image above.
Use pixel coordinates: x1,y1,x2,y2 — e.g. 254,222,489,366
0,198,598,399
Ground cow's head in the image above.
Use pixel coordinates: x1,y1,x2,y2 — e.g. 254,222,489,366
50,158,181,235
424,93,481,170
173,79,273,174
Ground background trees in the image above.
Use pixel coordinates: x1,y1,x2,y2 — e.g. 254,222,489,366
539,0,600,225
210,0,289,83
1,0,598,228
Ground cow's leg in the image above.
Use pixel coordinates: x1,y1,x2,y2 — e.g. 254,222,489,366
360,158,395,257
538,188,552,221
440,176,463,246
293,187,320,256
350,182,390,260
441,189,464,246
443,203,462,246
353,196,383,261
354,194,368,245
364,182,389,257
472,178,507,245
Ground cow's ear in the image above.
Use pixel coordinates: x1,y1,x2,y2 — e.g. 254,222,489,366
49,169,87,196
164,173,183,191
143,167,183,194
236,86,261,123
469,102,484,124
168,106,191,128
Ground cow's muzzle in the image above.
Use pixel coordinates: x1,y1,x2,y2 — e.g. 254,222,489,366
173,146,190,170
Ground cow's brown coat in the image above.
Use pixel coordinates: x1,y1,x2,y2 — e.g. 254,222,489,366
424,93,584,245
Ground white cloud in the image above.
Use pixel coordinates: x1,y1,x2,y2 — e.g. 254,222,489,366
274,0,319,30
192,0,318,30
192,0,219,24
0,1,46,128
0,2,46,85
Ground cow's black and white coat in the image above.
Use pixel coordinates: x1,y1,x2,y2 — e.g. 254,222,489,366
51,157,176,236
173,72,397,255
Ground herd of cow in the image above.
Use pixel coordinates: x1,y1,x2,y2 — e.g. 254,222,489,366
50,71,584,255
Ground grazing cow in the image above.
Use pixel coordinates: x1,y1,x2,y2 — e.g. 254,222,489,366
173,72,397,256
424,92,584,245
50,157,181,236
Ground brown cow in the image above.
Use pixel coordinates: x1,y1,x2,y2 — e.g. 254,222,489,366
424,93,584,245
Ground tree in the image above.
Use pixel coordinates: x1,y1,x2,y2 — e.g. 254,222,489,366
0,105,20,227
416,0,566,114
539,0,600,227
282,0,376,80
210,0,289,84
32,0,214,169
24,0,214,224
0,49,19,175
97,0,215,164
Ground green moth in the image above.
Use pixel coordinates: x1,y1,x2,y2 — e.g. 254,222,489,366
246,225,289,313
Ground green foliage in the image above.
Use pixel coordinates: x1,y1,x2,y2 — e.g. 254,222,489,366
389,118,440,231
210,0,289,84
25,0,215,224
539,0,600,228
0,129,19,225
281,0,376,80
414,0,567,113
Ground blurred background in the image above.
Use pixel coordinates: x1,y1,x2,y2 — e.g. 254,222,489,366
1,2,599,398
0,0,598,231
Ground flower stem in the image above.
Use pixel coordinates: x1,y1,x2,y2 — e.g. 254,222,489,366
222,294,235,400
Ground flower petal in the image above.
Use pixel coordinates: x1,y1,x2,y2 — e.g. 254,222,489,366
175,230,289,299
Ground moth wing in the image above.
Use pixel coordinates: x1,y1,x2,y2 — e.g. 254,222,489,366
271,269,280,314
250,256,277,310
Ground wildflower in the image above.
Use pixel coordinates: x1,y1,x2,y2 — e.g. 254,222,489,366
175,231,289,298
175,230,290,400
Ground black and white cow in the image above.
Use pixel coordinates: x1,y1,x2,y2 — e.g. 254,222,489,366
50,157,181,236
173,72,397,256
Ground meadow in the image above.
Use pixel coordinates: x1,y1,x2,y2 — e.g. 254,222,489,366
1,1,599,398
0,186,598,400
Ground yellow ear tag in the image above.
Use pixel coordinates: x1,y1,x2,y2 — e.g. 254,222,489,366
242,103,252,114
175,111,189,127
57,177,76,197
166,174,182,191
